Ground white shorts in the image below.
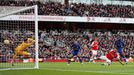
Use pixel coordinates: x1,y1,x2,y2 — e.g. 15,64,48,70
91,50,97,55
99,56,111,64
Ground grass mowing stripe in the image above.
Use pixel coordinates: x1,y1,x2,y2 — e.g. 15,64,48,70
0,62,134,75
43,68,132,75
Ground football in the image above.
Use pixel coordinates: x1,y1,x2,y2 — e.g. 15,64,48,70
4,40,10,44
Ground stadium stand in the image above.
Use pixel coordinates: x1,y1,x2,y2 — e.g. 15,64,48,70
39,29,134,59
0,0,134,18
0,28,134,61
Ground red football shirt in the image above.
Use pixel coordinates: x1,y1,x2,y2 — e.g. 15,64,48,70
106,50,118,60
91,40,98,50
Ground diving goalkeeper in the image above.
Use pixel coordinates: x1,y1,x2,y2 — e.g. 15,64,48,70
11,38,35,65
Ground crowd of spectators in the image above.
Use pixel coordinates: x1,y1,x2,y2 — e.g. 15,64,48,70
0,1,134,18
0,28,134,61
38,29,134,60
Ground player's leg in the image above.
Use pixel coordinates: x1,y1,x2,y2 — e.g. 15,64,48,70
99,56,111,65
67,53,73,65
13,54,17,62
105,59,111,66
90,50,97,63
87,51,90,62
90,50,93,62
22,51,31,58
119,52,128,64
99,56,106,60
77,52,83,64
118,48,128,64
87,50,92,62
11,51,19,66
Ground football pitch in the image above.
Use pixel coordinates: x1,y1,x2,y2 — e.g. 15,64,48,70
0,62,134,75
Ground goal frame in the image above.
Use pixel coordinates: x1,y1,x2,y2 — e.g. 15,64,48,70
0,5,39,69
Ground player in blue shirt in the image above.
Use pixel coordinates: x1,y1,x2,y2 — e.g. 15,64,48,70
67,41,83,65
115,38,128,64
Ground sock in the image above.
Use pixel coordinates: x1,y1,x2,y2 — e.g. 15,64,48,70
88,57,90,62
68,59,71,64
123,58,128,63
79,58,82,63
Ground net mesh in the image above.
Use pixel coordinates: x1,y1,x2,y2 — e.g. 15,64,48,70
0,6,37,69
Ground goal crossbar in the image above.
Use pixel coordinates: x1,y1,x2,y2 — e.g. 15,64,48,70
0,5,36,18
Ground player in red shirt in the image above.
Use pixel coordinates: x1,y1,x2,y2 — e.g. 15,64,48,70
90,37,98,63
99,48,123,65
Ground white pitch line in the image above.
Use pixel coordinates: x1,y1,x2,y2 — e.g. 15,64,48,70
0,67,133,75
0,68,35,71
43,68,132,75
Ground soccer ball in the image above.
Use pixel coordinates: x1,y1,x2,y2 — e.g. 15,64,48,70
71,58,74,61
4,40,10,44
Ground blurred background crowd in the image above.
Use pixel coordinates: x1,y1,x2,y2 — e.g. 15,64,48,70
0,0,134,18
38,29,134,60
0,29,134,61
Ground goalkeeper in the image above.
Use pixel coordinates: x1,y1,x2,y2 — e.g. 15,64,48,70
11,38,35,65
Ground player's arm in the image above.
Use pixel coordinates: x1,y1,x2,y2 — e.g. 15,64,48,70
122,41,125,48
91,41,94,47
115,41,117,48
27,38,35,45
29,40,35,45
109,52,115,58
78,44,82,51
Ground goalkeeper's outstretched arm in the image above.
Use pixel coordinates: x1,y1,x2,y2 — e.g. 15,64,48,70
27,38,35,45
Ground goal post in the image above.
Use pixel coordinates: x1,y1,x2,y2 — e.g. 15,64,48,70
34,5,39,69
0,5,39,70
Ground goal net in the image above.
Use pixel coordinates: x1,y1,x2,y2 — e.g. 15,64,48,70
0,5,39,70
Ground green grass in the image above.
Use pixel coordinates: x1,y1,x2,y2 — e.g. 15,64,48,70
0,62,134,75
